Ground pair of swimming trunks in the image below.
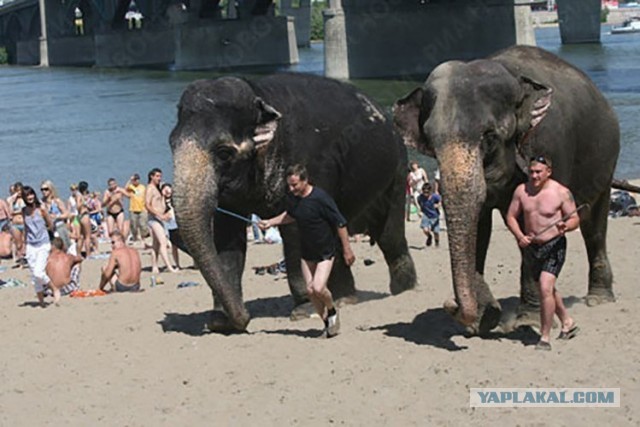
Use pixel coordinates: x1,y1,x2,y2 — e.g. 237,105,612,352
529,235,567,280
115,280,140,292
60,265,81,296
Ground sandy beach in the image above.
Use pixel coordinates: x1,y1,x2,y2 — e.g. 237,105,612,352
0,206,638,425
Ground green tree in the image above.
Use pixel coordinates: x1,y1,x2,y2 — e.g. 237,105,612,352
310,0,327,41
0,47,7,65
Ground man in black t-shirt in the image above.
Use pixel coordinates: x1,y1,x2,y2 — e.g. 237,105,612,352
260,164,355,338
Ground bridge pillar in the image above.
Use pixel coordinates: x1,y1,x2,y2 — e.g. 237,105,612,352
174,15,298,70
514,3,536,46
323,0,348,80
329,0,518,80
280,0,311,47
557,0,601,43
37,0,48,66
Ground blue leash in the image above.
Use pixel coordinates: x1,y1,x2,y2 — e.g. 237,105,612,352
216,207,258,224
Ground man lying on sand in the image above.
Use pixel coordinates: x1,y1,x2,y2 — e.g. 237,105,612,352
98,231,142,293
46,237,83,305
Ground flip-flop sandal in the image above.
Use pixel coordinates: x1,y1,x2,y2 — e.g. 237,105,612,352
557,325,580,340
535,340,552,351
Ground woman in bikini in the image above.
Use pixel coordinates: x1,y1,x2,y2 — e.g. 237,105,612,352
75,181,98,257
67,184,81,246
103,178,127,239
7,183,26,263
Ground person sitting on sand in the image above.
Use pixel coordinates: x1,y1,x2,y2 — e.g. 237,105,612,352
0,223,14,260
98,231,142,293
45,237,83,305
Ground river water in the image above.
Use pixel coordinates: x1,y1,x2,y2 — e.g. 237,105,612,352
1,25,639,198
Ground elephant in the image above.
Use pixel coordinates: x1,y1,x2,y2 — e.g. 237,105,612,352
393,45,620,334
170,73,418,332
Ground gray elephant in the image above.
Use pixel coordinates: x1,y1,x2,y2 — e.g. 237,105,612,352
393,46,620,333
170,73,417,332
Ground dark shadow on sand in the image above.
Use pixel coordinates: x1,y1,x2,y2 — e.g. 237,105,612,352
365,307,470,351
363,294,585,350
353,290,389,303
159,311,211,336
246,295,294,319
159,290,390,337
255,328,326,339
18,301,48,308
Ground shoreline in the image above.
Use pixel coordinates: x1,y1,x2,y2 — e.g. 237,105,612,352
531,8,640,27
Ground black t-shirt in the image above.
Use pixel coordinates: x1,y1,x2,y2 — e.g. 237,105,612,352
286,187,347,262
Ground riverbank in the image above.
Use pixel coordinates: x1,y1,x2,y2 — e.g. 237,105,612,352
532,7,640,27
0,199,638,424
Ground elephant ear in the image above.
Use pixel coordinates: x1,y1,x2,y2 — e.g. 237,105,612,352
393,88,426,151
514,76,553,171
253,97,282,147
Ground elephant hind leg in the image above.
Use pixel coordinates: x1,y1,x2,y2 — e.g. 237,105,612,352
373,182,418,295
327,253,357,303
580,191,615,305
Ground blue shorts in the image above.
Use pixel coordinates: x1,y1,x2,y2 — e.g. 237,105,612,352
420,215,440,233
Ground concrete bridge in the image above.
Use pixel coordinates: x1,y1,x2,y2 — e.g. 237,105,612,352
0,0,306,69
324,0,603,79
0,0,602,79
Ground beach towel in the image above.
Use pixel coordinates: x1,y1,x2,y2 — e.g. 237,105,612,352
69,289,107,298
0,278,28,289
87,253,111,260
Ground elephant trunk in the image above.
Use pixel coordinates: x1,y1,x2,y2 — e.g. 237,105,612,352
172,140,250,331
437,143,486,326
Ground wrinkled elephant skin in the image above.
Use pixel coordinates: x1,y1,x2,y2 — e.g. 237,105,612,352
171,74,418,332
394,46,619,334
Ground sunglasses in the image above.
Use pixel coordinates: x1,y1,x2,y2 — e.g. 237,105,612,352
530,155,549,166
41,187,50,191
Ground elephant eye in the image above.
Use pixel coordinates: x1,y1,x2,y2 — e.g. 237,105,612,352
481,129,499,156
214,145,235,162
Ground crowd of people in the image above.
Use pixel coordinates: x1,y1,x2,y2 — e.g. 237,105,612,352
0,168,184,307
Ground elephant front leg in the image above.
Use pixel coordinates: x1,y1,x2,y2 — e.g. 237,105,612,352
472,207,501,334
511,248,542,331
581,192,615,306
209,215,247,332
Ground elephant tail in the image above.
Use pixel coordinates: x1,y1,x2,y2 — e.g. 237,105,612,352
612,178,640,194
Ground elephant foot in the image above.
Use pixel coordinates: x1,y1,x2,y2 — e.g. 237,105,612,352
207,310,245,334
443,299,501,335
585,290,616,307
388,255,418,295
336,294,358,307
290,302,316,321
514,304,541,334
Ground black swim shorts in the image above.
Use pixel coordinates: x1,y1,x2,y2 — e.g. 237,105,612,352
529,235,567,280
